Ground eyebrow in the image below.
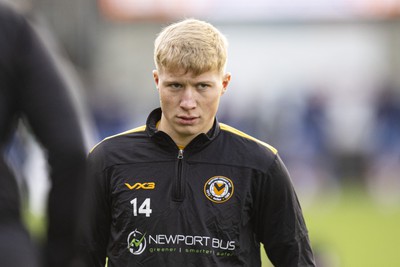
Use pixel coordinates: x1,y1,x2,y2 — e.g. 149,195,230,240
162,78,216,84
195,80,215,84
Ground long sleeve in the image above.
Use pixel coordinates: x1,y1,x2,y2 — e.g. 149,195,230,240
255,155,316,267
78,147,111,267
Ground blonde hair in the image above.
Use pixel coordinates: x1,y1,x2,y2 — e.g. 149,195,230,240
154,18,228,75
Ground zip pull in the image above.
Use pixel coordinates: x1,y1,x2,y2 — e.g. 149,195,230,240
177,149,184,159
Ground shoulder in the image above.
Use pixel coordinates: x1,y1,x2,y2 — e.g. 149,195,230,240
212,123,278,171
219,123,277,155
0,3,28,54
87,125,147,171
0,3,23,24
89,125,146,156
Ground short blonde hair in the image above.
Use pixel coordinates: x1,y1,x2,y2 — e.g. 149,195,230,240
154,18,228,75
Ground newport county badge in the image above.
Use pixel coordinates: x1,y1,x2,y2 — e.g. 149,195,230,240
204,176,234,203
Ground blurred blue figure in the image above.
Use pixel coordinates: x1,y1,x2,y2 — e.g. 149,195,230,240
270,88,334,202
373,83,400,155
366,83,400,205
301,92,329,158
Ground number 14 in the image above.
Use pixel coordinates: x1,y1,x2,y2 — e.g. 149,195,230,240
130,198,152,217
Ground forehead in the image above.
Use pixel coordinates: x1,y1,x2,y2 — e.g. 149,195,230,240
159,68,222,81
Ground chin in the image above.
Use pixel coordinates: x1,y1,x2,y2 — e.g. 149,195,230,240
177,126,200,136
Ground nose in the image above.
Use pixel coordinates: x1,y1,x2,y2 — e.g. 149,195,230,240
180,88,196,110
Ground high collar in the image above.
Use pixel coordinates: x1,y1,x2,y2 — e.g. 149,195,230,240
145,108,220,152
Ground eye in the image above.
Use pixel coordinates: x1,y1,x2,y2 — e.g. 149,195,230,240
168,83,182,89
197,83,210,90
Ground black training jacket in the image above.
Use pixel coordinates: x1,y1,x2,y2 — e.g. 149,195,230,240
81,108,315,267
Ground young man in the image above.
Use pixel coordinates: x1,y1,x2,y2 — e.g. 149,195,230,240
82,18,315,266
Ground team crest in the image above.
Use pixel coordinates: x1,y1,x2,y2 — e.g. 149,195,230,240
204,176,234,203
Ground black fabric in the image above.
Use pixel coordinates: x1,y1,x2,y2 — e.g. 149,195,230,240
81,108,315,266
0,222,39,267
0,3,86,267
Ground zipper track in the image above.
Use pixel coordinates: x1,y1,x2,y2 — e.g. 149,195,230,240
174,149,184,201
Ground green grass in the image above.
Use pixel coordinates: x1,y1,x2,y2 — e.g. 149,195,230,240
261,186,400,266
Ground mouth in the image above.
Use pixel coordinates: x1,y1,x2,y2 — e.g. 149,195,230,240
177,115,199,125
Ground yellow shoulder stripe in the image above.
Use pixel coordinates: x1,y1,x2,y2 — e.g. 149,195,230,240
89,125,146,153
219,123,277,155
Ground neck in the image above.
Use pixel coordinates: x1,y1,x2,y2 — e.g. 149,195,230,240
156,119,193,148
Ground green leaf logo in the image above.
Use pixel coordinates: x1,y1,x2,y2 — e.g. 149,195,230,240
127,229,147,255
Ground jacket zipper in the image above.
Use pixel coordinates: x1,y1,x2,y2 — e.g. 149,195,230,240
174,149,184,201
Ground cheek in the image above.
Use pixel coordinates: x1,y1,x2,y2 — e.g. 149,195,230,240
204,95,221,112
159,92,175,107
159,90,168,101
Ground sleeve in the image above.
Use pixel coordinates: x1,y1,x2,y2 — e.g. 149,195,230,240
77,148,111,267
12,12,88,267
255,155,316,267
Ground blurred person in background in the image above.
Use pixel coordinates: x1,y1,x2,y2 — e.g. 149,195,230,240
81,18,315,266
372,83,400,157
366,82,400,204
0,2,86,267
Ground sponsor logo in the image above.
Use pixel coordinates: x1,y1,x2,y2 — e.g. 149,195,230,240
127,229,147,255
127,228,236,256
204,176,234,203
125,182,155,190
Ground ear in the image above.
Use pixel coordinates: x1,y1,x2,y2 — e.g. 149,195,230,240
153,70,159,88
221,72,231,95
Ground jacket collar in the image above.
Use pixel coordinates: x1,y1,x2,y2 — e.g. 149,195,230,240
145,108,220,151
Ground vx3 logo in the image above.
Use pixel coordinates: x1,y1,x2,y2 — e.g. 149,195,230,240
125,182,156,190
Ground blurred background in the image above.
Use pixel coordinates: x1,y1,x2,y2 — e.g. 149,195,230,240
4,0,400,266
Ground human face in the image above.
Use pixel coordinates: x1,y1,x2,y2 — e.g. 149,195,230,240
153,68,231,147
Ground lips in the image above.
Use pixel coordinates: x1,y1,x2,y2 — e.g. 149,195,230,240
177,115,198,125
